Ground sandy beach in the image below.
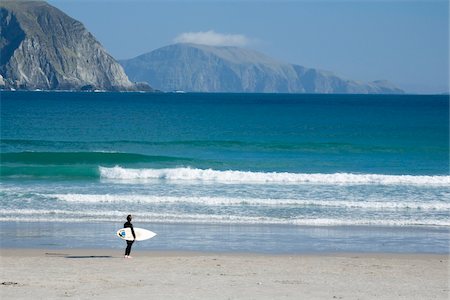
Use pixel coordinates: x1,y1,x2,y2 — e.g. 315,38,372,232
1,249,448,300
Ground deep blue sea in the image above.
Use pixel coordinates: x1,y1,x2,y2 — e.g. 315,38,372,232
1,91,449,253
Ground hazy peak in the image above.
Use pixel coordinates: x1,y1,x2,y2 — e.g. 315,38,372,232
120,43,403,94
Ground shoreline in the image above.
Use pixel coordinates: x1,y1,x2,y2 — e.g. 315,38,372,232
1,248,448,299
1,221,449,254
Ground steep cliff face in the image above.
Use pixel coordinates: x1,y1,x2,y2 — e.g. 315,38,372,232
0,1,139,91
120,43,404,94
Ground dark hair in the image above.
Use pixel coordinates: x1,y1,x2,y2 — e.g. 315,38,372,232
127,215,132,222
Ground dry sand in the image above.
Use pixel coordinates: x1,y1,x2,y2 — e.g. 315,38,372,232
1,249,448,299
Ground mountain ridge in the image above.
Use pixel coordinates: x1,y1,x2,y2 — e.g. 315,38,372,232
120,43,404,94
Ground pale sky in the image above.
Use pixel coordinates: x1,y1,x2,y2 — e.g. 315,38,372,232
49,0,449,94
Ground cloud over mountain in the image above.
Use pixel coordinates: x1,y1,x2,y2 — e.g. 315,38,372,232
173,30,250,47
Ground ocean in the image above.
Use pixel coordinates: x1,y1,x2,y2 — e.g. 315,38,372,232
1,91,449,253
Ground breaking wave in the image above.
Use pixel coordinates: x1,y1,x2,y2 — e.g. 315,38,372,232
99,166,450,186
50,193,450,211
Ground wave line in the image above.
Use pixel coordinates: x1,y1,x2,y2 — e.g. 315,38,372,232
99,166,450,186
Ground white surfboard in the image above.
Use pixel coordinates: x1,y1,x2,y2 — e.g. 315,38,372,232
116,227,157,241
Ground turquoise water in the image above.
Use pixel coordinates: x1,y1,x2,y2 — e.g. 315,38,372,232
1,91,449,252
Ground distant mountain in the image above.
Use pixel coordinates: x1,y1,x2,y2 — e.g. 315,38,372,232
0,1,151,91
120,43,404,94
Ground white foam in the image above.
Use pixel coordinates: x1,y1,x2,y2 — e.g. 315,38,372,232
50,193,450,211
99,166,450,186
1,209,449,227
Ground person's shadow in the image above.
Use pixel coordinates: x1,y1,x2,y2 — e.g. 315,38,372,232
64,255,112,259
45,253,113,259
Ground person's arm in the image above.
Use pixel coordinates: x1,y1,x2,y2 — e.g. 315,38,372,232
130,224,136,240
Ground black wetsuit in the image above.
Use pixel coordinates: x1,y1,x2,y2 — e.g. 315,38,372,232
124,221,136,256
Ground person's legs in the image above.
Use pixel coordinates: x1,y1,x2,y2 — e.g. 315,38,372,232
125,240,134,256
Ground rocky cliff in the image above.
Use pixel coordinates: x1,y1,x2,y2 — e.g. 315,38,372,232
0,1,146,91
120,43,404,94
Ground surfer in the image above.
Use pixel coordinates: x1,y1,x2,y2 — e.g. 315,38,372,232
124,215,136,258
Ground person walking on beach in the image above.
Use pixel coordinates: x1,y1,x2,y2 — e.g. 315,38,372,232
124,214,136,258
